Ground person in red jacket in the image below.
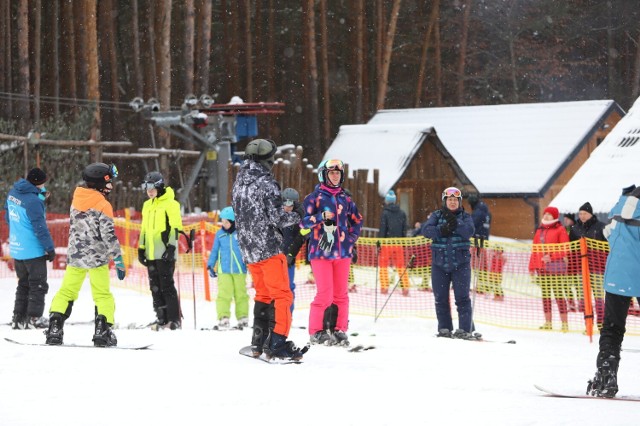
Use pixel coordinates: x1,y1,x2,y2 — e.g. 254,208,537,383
528,206,570,332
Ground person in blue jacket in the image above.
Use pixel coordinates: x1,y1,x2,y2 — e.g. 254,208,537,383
4,168,55,329
587,185,640,398
207,206,249,329
422,186,475,338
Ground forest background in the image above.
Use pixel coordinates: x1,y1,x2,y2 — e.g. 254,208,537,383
1,0,640,214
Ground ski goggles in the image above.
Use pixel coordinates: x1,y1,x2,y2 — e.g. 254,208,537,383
324,159,344,171
442,187,462,199
283,199,295,207
141,180,163,190
108,163,119,180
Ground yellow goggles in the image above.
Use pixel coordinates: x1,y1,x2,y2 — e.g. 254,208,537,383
325,159,344,171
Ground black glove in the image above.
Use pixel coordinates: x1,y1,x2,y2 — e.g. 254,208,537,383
162,245,176,262
442,209,457,230
352,246,358,264
208,266,217,278
293,201,305,219
286,253,296,267
138,248,148,266
439,223,453,237
45,251,56,262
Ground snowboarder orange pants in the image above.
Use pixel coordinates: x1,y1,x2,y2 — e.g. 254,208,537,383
247,253,293,336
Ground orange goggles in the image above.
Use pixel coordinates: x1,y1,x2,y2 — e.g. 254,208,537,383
442,187,462,198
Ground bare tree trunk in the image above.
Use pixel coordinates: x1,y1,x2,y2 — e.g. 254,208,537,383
456,0,472,104
16,0,30,132
2,1,12,119
51,0,60,119
196,0,212,96
354,0,364,122
74,1,87,101
434,11,442,106
144,0,158,100
131,0,143,96
305,0,320,150
266,0,276,134
415,0,439,107
156,0,172,167
85,0,101,148
632,31,640,100
244,0,253,101
319,0,331,140
61,0,77,114
32,0,42,128
375,0,402,111
183,0,195,97
229,2,241,97
606,4,615,98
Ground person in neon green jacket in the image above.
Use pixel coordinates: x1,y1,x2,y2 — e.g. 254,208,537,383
207,206,249,329
138,171,183,330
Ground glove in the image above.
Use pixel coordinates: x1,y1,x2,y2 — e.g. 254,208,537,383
318,222,337,252
352,247,358,264
208,266,217,278
439,223,453,237
45,251,56,262
286,253,296,267
442,209,457,229
162,245,176,262
137,248,148,266
114,255,126,280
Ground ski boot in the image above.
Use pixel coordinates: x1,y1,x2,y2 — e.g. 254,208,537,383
453,329,483,340
263,330,308,360
330,330,350,346
587,354,619,398
309,330,332,345
237,317,249,329
250,325,267,357
45,313,65,345
92,315,117,347
437,328,453,338
29,316,49,329
11,313,27,330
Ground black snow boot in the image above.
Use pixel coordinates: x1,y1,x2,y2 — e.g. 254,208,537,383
587,354,619,398
45,313,65,345
92,315,117,347
11,313,27,330
263,330,309,360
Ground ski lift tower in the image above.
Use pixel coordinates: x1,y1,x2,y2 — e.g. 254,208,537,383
138,96,284,212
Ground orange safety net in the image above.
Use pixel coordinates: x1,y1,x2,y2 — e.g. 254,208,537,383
1,211,639,336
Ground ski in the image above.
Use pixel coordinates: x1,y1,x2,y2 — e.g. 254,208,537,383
202,325,245,331
238,345,303,364
622,348,640,353
4,337,152,350
348,344,376,352
435,334,516,344
534,384,640,402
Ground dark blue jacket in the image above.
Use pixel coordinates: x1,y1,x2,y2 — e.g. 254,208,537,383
422,208,474,271
471,201,491,239
379,203,407,238
4,178,54,260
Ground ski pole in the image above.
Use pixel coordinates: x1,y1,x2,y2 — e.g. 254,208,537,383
470,236,484,330
375,254,416,321
374,240,381,320
189,228,197,330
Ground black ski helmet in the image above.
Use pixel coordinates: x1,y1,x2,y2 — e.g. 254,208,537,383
244,138,277,170
82,162,118,195
142,171,166,196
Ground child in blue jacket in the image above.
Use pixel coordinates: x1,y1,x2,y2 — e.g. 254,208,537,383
207,207,249,328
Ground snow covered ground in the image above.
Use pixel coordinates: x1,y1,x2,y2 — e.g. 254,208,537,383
1,276,640,426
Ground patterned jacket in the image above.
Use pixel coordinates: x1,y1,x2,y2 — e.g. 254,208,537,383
4,178,54,260
232,160,301,264
422,208,474,271
139,186,183,260
67,186,122,268
301,183,363,260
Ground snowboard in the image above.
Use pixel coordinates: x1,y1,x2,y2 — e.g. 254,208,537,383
238,345,304,364
534,384,640,402
203,325,245,331
435,333,516,344
4,337,152,350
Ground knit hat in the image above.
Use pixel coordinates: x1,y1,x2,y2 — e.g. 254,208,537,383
385,190,396,204
563,213,575,223
27,168,47,185
579,202,593,215
543,206,559,220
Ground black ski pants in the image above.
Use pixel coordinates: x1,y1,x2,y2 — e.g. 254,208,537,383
13,256,49,318
147,259,181,323
599,291,633,359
